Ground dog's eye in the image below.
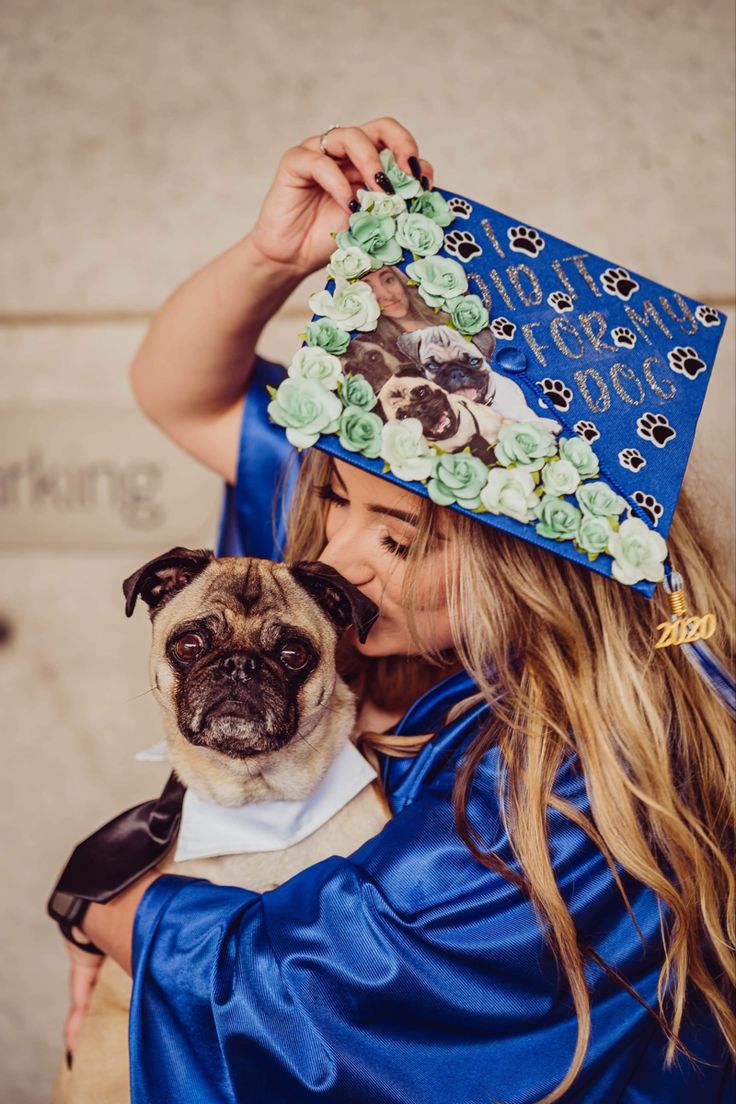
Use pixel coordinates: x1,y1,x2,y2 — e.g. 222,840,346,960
416,386,430,398
279,640,311,671
468,357,482,367
172,633,206,663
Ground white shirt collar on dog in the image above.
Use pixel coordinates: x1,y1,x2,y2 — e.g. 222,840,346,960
134,740,378,861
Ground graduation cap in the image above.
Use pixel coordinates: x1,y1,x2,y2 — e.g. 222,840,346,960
265,153,734,712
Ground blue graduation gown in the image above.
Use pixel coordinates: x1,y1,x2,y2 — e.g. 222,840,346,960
129,357,733,1103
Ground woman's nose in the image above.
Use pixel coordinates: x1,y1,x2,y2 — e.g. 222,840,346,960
318,523,374,586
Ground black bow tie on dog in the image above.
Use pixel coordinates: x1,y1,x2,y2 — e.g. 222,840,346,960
47,772,185,953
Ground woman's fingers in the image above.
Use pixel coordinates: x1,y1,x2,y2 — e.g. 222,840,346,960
302,126,390,192
63,942,104,1057
280,146,357,212
358,116,427,180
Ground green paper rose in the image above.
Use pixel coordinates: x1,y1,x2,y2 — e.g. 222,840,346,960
558,436,600,479
304,318,351,356
287,346,342,389
338,407,383,458
494,421,558,471
405,256,468,309
449,294,490,336
541,458,581,497
427,452,490,509
607,517,667,586
534,495,582,541
576,481,626,519
327,245,373,281
339,373,378,411
308,277,380,332
395,212,444,257
479,467,538,524
334,212,402,270
379,148,422,198
357,189,407,218
410,190,453,228
380,418,434,483
575,514,615,558
267,378,342,450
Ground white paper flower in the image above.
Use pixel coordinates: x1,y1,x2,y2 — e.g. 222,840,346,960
267,378,342,450
309,277,380,332
540,459,581,497
357,189,407,218
327,245,374,281
607,517,667,585
287,346,342,389
379,419,434,483
479,467,539,524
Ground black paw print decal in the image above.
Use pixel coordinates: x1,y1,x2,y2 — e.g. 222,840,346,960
444,230,482,262
667,346,706,381
490,317,516,340
540,378,573,412
618,447,646,472
575,420,600,443
600,267,639,301
612,326,637,349
508,226,545,257
633,491,664,527
695,304,721,328
548,291,574,314
448,197,472,219
637,412,676,448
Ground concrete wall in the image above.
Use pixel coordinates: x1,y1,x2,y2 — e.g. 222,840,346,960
1,2,733,1099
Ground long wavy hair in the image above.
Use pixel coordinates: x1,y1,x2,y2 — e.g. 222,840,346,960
275,446,735,1103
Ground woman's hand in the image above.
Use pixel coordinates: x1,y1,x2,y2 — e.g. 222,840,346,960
62,939,105,1062
247,118,434,277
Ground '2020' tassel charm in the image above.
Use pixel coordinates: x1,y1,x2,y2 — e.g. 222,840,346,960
658,571,736,719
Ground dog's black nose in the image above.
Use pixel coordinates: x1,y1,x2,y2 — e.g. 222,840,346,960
217,652,260,684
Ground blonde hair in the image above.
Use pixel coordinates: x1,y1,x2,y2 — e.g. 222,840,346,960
276,447,735,1102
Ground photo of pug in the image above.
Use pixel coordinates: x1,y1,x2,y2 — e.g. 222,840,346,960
395,325,554,427
340,334,406,394
376,367,508,465
54,549,391,1104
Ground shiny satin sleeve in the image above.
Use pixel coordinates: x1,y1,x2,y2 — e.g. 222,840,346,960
216,354,301,560
129,740,732,1104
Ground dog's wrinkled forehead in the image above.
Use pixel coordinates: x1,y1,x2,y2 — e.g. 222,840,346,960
154,559,329,646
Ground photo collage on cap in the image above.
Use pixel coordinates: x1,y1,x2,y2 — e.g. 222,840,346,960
266,149,727,595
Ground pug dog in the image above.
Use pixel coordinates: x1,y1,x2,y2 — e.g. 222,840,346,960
54,549,391,1104
377,366,508,464
341,335,406,394
396,325,557,428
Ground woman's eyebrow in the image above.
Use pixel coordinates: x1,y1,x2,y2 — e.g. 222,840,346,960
331,467,447,539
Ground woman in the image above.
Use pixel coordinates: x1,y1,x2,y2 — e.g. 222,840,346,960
58,119,734,1102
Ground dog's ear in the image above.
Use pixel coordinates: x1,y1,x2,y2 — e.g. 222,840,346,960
289,561,379,644
471,327,495,361
123,547,216,619
395,330,424,363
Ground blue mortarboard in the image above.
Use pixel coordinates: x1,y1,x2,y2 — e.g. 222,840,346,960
265,152,727,602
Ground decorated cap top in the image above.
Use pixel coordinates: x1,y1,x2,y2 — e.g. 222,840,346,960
265,148,727,597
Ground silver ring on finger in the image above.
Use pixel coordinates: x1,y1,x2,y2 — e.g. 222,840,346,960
319,124,342,160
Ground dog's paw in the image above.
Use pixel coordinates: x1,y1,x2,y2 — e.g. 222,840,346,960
444,229,482,262
611,326,637,349
448,197,472,219
695,304,721,328
667,345,706,381
508,225,545,257
574,420,600,443
600,266,639,301
547,291,574,314
490,316,516,340
637,411,676,448
540,378,573,411
632,490,664,527
618,446,646,472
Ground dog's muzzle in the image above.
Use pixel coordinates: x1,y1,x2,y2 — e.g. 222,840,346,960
212,651,260,685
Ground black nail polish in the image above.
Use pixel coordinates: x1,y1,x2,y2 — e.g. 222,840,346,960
348,198,360,213
66,1050,73,1071
421,175,430,191
374,172,396,195
408,156,422,181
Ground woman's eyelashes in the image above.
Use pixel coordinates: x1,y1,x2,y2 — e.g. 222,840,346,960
315,482,411,559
